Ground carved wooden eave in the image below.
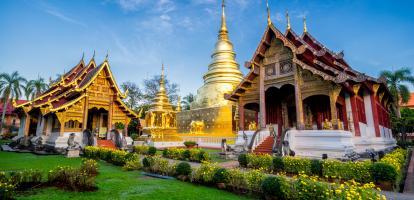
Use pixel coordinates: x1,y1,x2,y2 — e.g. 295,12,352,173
116,98,139,118
225,65,259,101
49,93,86,112
293,58,335,82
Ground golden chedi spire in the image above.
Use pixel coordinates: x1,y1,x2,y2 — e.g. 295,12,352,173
150,63,173,111
193,0,243,108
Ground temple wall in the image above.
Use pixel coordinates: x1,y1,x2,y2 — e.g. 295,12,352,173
177,105,235,136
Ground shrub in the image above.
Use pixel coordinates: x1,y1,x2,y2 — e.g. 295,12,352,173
83,146,100,159
372,162,398,182
148,146,157,156
282,156,312,175
148,156,171,176
246,153,272,170
122,153,142,171
134,146,150,155
192,162,220,184
322,159,373,183
9,169,42,189
273,157,284,173
176,162,192,176
0,181,15,200
183,150,191,160
261,176,289,200
142,157,152,168
245,169,266,192
310,159,323,176
238,154,248,167
293,173,330,200
197,150,210,162
110,150,128,166
213,168,229,183
47,166,96,191
81,159,98,176
227,168,248,191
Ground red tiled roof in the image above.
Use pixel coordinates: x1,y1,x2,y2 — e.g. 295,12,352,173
402,93,414,108
0,100,27,114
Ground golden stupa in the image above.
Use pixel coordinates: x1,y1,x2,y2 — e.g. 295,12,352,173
143,64,181,141
177,1,243,137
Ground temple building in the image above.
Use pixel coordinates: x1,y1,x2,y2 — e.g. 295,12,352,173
14,55,139,149
177,1,253,137
225,8,396,157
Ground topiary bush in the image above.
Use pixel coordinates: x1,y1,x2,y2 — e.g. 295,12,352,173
183,150,191,160
142,157,152,168
148,146,157,156
372,162,398,182
238,154,248,167
310,159,323,176
273,156,284,173
213,168,229,183
261,176,288,200
176,162,192,176
80,159,99,176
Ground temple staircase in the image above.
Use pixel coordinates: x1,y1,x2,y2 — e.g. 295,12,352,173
97,140,116,149
253,136,274,154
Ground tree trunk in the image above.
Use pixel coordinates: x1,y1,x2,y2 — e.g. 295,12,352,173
396,104,401,118
0,98,9,136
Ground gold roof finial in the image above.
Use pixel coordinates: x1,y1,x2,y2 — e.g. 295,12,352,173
218,0,228,40
303,16,308,33
176,96,182,112
92,50,96,59
286,10,291,30
105,50,109,62
266,0,272,25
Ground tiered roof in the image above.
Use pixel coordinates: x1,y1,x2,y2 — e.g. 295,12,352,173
226,21,389,101
14,56,138,118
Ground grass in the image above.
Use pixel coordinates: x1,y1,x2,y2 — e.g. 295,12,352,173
0,151,252,200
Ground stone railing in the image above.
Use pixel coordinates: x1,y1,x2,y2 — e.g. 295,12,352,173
248,129,270,152
181,136,237,148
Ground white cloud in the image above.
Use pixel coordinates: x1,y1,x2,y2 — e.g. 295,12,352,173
116,0,147,11
156,0,175,13
44,8,87,27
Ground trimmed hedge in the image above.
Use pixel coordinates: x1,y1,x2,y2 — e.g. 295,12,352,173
162,148,210,163
238,148,408,187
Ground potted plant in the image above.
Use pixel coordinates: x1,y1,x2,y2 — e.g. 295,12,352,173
183,141,197,148
213,168,229,189
115,122,125,133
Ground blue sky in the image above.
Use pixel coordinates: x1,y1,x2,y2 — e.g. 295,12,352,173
1,0,413,97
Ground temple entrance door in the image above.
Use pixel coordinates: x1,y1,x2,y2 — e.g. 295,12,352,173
280,85,296,130
303,95,331,129
87,108,109,139
28,117,38,136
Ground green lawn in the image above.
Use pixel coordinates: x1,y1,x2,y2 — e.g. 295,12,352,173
0,151,252,200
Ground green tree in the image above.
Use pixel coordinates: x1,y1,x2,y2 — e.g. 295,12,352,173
380,67,414,117
142,75,179,105
22,82,35,100
391,108,414,143
29,77,48,97
121,81,143,110
0,71,26,135
182,93,195,110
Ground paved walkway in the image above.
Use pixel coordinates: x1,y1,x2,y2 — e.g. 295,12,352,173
404,150,414,193
165,159,238,169
383,191,414,200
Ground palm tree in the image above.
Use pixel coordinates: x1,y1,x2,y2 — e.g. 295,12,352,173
380,67,414,117
29,77,48,97
22,82,34,100
0,71,26,135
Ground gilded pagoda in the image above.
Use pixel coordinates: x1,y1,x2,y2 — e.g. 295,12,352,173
14,55,139,148
143,64,181,141
177,1,252,137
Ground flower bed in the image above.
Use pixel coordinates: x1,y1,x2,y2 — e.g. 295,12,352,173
0,159,98,199
162,148,210,163
239,148,408,190
140,158,385,199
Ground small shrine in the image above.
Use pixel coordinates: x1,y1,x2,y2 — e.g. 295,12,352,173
143,64,181,142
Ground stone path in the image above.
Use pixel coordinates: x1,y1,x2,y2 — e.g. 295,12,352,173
165,159,238,169
382,191,414,200
404,150,414,193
